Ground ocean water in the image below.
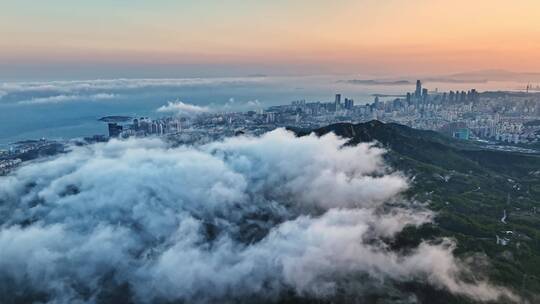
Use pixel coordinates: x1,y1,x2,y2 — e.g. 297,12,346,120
0,75,525,147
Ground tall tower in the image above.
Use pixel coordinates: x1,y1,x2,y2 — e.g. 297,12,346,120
108,123,122,138
415,80,422,98
334,94,342,111
422,88,428,102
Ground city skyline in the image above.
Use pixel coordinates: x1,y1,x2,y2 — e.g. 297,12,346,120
1,1,540,80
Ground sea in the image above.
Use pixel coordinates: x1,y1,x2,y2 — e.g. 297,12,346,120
0,75,526,148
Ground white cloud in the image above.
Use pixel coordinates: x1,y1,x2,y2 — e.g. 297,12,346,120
0,77,267,107
18,93,117,105
218,97,263,112
246,99,261,107
156,100,210,116
156,98,263,116
0,130,518,303
0,77,265,96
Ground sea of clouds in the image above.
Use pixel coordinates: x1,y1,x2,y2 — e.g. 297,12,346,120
156,98,262,116
0,129,518,303
0,78,266,106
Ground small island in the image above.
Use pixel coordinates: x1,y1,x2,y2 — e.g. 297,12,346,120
98,116,132,123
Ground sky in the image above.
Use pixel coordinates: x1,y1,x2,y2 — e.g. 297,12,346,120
1,0,540,80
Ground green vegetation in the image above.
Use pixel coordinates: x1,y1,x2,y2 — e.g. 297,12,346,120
300,120,540,303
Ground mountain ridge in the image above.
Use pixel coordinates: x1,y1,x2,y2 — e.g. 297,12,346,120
292,121,540,303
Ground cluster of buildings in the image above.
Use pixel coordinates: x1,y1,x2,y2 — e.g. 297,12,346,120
0,139,64,175
386,81,540,144
102,80,540,147
108,117,183,138
3,80,540,175
0,158,22,175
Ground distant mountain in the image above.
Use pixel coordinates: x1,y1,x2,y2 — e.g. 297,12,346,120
293,121,540,303
432,69,540,83
304,121,540,176
98,116,132,123
341,70,540,86
339,79,412,85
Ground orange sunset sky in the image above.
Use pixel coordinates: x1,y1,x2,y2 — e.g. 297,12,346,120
1,0,539,79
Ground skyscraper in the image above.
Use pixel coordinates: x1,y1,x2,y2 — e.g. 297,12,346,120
344,98,354,110
449,91,455,102
460,91,467,102
415,80,422,98
335,94,342,111
422,88,429,102
108,123,123,138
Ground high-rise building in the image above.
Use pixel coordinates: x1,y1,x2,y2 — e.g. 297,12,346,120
392,98,401,110
470,89,479,102
344,98,354,110
265,112,275,123
108,123,123,138
415,80,422,98
460,91,467,102
422,88,429,102
334,94,342,111
449,91,455,102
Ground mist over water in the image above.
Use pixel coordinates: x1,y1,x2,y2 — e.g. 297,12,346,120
0,75,525,146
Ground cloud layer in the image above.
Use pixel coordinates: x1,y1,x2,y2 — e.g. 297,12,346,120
0,130,517,303
18,93,117,105
155,98,263,116
156,100,210,116
0,77,264,94
0,77,265,105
